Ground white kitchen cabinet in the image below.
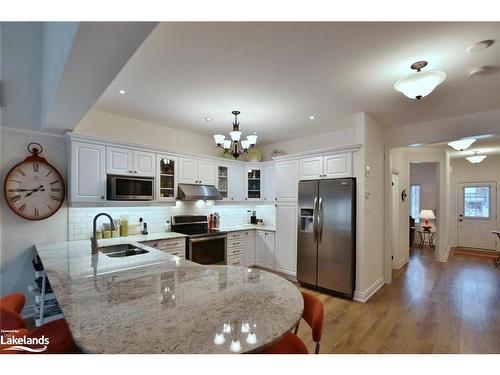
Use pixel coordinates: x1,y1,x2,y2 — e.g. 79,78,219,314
106,146,133,175
157,154,178,201
275,160,299,201
255,230,266,267
264,231,275,269
275,203,298,276
299,153,352,180
70,142,106,202
228,165,245,201
106,146,155,177
244,230,255,266
246,167,262,200
263,165,276,201
323,153,351,178
299,156,324,180
179,157,215,185
198,160,216,185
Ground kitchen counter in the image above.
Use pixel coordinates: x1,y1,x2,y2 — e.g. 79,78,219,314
219,224,276,232
34,239,302,354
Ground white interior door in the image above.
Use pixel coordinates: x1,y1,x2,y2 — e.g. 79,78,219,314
458,182,497,250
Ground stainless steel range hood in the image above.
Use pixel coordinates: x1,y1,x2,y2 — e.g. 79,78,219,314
177,183,223,201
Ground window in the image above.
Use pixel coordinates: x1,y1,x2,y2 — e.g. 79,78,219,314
410,184,421,223
463,186,490,218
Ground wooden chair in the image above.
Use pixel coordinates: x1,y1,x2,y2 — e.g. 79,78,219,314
260,291,324,354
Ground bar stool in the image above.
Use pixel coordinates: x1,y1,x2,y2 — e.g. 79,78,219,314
1,293,79,354
259,291,324,354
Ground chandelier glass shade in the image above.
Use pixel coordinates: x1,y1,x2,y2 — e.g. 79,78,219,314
394,61,446,100
213,111,257,159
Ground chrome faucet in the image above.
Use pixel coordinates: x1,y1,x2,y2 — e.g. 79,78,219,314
91,213,117,255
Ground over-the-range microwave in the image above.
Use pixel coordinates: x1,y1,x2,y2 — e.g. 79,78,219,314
106,175,154,201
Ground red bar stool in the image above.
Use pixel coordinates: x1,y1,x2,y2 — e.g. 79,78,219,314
259,291,324,354
1,293,79,354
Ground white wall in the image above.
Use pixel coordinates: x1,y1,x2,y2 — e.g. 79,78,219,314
41,22,79,124
258,124,357,161
0,129,69,307
449,155,500,249
0,23,42,131
75,110,221,158
388,147,452,268
410,162,439,232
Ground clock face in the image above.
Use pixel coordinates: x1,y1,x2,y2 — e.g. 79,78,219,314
4,159,65,220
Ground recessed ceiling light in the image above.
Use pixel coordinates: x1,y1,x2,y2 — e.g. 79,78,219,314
205,116,212,122
118,89,127,95
466,39,494,54
309,115,315,120
448,138,476,151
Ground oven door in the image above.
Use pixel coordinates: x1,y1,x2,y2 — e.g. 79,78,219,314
189,235,227,265
107,175,154,200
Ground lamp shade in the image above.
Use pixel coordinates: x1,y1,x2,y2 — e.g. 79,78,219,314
448,138,476,151
246,134,258,145
229,131,241,141
394,70,446,99
222,140,231,149
213,134,225,145
241,140,250,149
466,154,487,164
419,209,436,220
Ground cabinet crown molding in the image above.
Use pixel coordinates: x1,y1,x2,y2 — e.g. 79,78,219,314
272,144,362,161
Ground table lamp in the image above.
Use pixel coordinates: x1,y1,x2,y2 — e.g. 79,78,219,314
419,209,435,231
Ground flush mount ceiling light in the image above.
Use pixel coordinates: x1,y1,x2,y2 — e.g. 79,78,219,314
394,61,446,100
309,115,315,120
118,89,127,95
466,39,494,54
213,111,257,159
466,152,487,164
448,138,476,151
205,116,212,122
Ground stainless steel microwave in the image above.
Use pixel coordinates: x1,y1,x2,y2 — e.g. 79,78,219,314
107,175,154,201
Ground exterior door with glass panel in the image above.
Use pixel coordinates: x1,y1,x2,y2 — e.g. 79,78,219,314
458,182,497,250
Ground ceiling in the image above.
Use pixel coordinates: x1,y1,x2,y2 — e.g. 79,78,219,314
93,22,500,145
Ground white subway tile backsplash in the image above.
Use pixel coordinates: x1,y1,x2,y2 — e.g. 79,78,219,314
68,202,276,240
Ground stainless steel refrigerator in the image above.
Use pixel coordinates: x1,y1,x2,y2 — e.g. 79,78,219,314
297,178,356,299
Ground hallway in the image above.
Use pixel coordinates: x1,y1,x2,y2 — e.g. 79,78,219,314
297,245,500,353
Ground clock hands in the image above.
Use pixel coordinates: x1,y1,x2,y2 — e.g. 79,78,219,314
22,185,45,198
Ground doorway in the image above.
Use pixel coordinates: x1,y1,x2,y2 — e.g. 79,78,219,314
391,172,400,268
457,182,497,250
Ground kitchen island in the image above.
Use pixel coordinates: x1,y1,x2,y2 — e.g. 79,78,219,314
34,238,303,353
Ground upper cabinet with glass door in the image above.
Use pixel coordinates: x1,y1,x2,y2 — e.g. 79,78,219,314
217,165,229,199
157,154,178,201
247,168,262,200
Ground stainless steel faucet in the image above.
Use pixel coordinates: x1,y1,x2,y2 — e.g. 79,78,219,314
91,213,117,255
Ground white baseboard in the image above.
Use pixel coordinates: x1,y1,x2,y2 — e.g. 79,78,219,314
437,245,452,262
392,256,408,270
22,304,35,319
353,276,384,303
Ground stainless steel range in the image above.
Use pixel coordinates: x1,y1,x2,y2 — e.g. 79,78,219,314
171,215,227,265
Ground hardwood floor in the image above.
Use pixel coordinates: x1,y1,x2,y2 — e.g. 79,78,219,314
296,245,500,354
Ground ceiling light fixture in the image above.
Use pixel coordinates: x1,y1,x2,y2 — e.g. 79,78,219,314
213,111,257,159
118,89,127,95
394,61,446,100
466,39,494,54
448,138,476,151
466,152,487,164
309,115,315,120
205,116,212,122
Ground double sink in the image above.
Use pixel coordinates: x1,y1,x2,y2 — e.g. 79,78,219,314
99,244,149,258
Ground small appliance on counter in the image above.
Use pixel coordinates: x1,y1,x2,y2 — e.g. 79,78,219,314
250,210,257,224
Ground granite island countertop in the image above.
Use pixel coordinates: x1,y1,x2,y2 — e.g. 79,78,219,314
34,238,302,354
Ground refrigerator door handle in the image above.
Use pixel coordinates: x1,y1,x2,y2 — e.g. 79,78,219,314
313,197,318,241
318,196,323,242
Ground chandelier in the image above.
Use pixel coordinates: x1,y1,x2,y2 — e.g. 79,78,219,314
394,61,446,100
213,111,257,159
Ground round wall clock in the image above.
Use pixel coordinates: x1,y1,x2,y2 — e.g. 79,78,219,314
4,143,65,220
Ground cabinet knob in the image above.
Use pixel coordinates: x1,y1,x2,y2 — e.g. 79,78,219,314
134,170,138,174
101,196,105,200
245,198,248,200
264,198,267,200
